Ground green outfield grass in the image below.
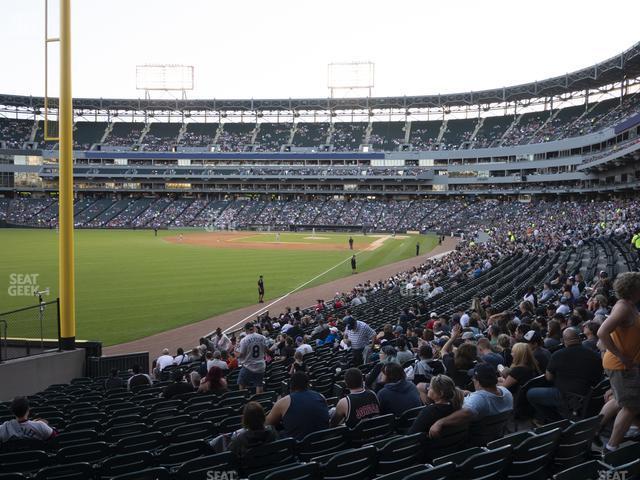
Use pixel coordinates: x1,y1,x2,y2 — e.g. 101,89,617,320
0,229,437,346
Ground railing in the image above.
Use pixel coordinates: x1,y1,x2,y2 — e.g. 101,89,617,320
0,320,6,362
0,299,60,362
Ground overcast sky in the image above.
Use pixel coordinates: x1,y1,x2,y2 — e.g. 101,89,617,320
1,0,639,100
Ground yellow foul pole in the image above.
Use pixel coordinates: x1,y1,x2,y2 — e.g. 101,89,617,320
58,0,75,350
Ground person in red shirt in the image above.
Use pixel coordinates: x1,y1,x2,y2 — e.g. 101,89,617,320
425,312,439,330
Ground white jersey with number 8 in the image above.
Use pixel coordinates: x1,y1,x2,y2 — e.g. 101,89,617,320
237,333,267,373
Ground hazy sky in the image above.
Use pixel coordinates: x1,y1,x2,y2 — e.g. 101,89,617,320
1,0,639,100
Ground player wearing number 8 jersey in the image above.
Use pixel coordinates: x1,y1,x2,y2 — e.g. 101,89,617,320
237,322,268,393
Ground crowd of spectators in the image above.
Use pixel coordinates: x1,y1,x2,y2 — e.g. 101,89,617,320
115,197,639,459
2,95,639,155
3,196,640,476
0,119,33,149
4,197,640,240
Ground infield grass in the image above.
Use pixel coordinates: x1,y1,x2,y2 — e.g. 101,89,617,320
0,229,437,345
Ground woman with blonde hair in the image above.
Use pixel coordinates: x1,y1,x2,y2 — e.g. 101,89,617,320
409,374,464,434
498,342,540,394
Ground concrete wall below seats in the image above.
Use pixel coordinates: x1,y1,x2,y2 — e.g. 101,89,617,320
0,349,85,401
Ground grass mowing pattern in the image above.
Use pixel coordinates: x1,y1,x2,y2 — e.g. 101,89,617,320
0,229,437,345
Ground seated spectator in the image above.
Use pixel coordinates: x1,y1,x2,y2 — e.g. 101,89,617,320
295,336,313,356
441,326,477,388
477,337,504,368
395,337,415,364
188,347,202,363
0,397,57,443
414,344,435,384
317,326,339,347
156,348,175,372
429,363,513,437
105,369,124,391
498,343,540,395
377,324,395,343
198,366,228,395
582,321,600,352
174,347,190,366
331,368,380,428
190,371,202,389
207,350,229,371
289,351,306,375
127,364,152,391
527,328,603,423
227,402,279,458
266,372,329,440
366,345,399,391
523,330,551,371
163,370,194,399
539,282,555,303
556,297,571,315
377,362,422,417
409,374,463,434
544,320,562,349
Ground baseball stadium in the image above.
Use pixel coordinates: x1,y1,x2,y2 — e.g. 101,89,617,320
1,2,640,479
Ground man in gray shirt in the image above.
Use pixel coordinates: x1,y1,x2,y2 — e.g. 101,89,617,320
0,397,56,444
428,363,513,437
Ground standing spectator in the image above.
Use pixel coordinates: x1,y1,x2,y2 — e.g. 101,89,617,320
331,368,380,428
0,397,56,444
377,363,422,417
212,327,232,353
598,272,640,452
527,329,603,423
266,372,329,440
344,316,376,366
236,322,268,393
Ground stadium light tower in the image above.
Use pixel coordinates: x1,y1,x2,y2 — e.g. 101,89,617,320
136,64,195,101
45,0,75,350
327,61,375,98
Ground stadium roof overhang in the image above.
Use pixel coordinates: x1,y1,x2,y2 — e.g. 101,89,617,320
1,41,639,113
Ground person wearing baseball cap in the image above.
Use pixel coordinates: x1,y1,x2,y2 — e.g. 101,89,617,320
523,330,551,371
428,363,513,438
425,312,439,330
